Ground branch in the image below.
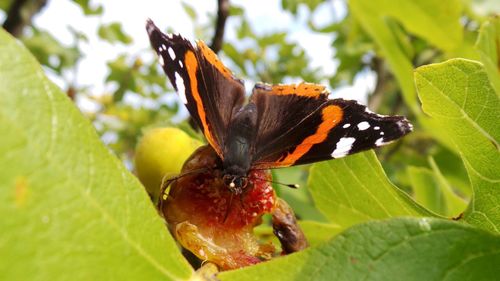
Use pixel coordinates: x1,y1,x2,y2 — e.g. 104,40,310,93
368,57,391,111
210,0,230,53
2,0,49,37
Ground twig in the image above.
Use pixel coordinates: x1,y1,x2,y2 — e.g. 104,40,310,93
2,0,48,37
210,0,230,53
368,57,391,111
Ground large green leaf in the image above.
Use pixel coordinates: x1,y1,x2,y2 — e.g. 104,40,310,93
415,58,500,233
475,17,500,95
219,217,500,281
349,0,463,111
308,151,434,229
0,29,192,279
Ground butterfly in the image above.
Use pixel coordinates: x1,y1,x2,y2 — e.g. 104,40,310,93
146,19,412,194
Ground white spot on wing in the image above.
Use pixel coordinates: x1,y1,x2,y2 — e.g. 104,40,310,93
408,122,414,130
374,126,380,130
179,60,183,68
158,55,164,66
168,47,176,60
357,121,370,131
331,137,356,158
375,138,385,146
343,123,351,128
174,72,188,104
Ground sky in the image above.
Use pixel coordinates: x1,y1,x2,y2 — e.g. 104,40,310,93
3,0,374,107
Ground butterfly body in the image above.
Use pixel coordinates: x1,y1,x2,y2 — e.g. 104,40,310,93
146,19,412,193
222,103,258,192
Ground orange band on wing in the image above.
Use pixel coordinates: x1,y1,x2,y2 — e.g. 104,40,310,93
271,83,327,98
185,50,222,156
277,105,343,165
197,41,233,79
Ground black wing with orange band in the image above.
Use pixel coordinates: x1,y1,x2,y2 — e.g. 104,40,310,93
146,19,245,158
250,83,412,169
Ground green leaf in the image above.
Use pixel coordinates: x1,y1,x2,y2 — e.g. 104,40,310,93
223,43,246,74
106,54,137,101
308,151,434,229
72,0,103,15
298,221,341,247
229,4,244,16
0,29,192,279
181,1,197,20
407,166,446,215
427,157,468,216
0,0,12,10
407,164,466,217
236,18,255,40
432,146,472,197
257,32,287,47
22,29,80,74
415,58,500,233
219,217,500,281
349,0,463,51
349,0,463,111
281,0,323,14
98,22,133,45
253,220,341,249
475,17,500,95
273,166,326,221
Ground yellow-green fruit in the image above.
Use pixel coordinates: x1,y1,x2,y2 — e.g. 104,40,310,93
135,127,202,201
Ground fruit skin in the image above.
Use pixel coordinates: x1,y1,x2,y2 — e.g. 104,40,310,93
134,127,202,201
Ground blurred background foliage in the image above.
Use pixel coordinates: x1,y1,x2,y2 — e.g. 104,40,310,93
1,0,498,221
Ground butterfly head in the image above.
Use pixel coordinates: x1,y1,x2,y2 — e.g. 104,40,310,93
222,173,248,194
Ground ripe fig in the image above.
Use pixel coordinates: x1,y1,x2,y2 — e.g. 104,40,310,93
160,145,307,270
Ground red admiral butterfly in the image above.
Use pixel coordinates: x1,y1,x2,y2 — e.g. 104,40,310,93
146,20,412,193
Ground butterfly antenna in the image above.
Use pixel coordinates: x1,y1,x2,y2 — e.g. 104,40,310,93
245,176,300,189
158,167,209,210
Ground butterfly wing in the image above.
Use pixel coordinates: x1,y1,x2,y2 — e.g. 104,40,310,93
146,20,245,158
250,83,412,169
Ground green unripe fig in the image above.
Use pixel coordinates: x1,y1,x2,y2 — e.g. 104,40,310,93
135,127,202,201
